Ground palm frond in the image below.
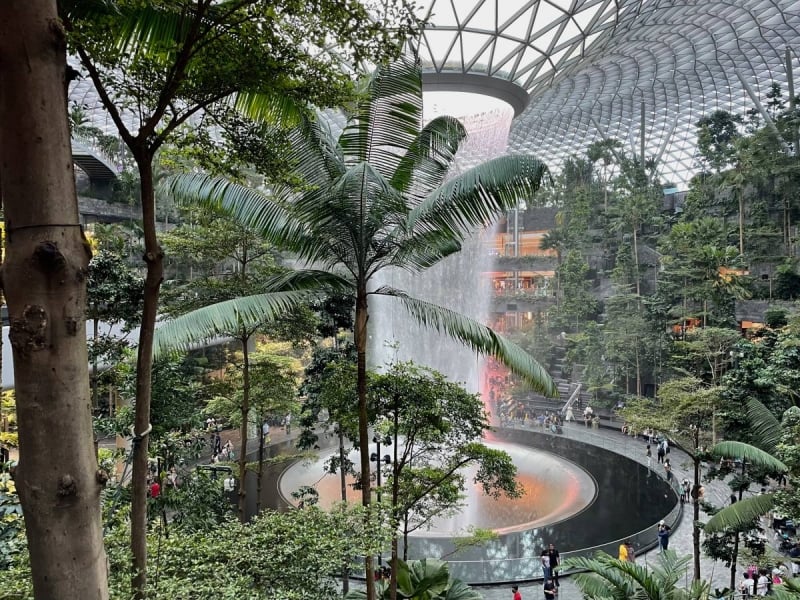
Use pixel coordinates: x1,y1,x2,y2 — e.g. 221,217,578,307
391,115,468,199
283,114,345,189
564,552,696,600
166,173,306,251
564,555,636,600
153,291,315,357
408,155,550,239
389,231,462,272
704,493,776,533
373,287,556,396
59,0,118,21
570,573,626,600
711,441,787,471
339,56,423,179
773,576,800,600
112,2,193,58
234,89,305,129
746,398,782,451
441,578,483,600
261,269,354,295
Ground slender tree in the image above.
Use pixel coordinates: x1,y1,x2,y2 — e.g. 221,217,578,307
0,1,109,597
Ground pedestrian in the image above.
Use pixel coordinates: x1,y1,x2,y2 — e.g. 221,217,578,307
546,543,560,587
664,458,673,482
262,420,271,444
618,540,629,561
284,413,292,434
540,549,551,581
626,541,636,563
789,543,800,577
565,406,574,422
543,578,557,600
658,520,670,552
680,479,689,503
756,569,770,596
166,467,179,488
512,584,522,600
646,444,652,469
656,442,665,464
740,572,754,598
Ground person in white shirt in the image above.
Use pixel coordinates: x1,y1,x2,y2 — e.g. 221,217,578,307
740,572,755,597
756,571,770,596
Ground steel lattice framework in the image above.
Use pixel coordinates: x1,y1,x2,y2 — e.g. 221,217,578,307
418,0,800,187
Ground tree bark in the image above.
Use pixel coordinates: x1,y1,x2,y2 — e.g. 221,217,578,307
238,335,251,522
354,285,375,600
0,3,109,597
692,436,701,581
130,147,163,600
339,429,350,595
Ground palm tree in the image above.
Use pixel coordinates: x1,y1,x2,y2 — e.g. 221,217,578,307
563,551,711,600
159,57,556,599
345,558,481,600
704,400,788,591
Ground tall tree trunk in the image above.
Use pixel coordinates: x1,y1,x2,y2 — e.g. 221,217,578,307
238,336,251,522
256,410,265,515
0,3,109,597
92,317,99,411
339,429,350,595
632,227,641,296
729,460,747,592
738,187,745,256
130,147,163,600
692,445,701,581
354,285,375,600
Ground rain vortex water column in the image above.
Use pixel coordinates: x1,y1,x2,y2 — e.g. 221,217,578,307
369,94,515,391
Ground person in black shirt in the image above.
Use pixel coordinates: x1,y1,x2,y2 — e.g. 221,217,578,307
543,578,557,600
546,544,560,586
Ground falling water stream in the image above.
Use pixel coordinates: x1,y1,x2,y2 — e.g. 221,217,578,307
369,93,516,391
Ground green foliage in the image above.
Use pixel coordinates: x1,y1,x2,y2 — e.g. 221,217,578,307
346,559,482,600
160,469,235,533
297,343,360,452
371,362,520,538
121,355,204,438
563,550,711,600
0,471,23,570
696,110,743,173
206,356,298,429
553,249,598,329
765,307,788,328
64,0,420,179
1,504,392,600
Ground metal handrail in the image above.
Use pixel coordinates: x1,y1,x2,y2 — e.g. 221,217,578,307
561,383,582,415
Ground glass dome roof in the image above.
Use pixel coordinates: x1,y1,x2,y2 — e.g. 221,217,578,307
417,0,800,186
